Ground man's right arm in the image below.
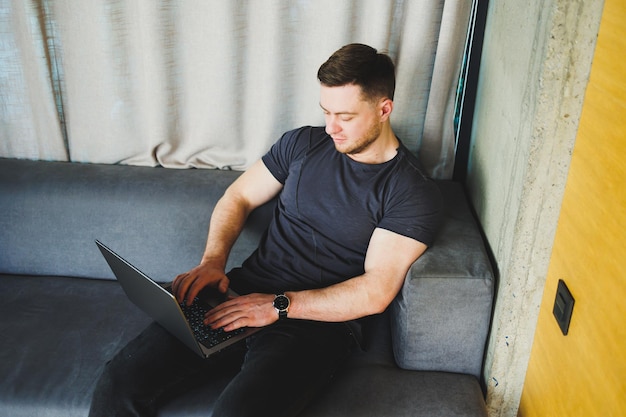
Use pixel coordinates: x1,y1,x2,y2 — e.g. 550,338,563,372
172,160,283,304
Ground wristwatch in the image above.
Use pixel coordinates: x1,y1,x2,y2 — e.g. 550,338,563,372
273,293,290,320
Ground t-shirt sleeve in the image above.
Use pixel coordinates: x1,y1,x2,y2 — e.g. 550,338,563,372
377,178,443,247
261,127,311,184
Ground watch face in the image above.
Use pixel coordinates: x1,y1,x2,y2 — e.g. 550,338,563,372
274,294,289,310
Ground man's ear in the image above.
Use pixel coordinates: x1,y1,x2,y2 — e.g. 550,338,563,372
379,98,393,121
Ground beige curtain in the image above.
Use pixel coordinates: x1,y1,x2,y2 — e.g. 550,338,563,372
0,0,472,179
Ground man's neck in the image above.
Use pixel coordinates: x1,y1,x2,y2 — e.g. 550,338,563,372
348,123,399,164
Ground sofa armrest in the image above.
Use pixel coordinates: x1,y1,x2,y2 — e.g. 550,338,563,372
390,181,494,379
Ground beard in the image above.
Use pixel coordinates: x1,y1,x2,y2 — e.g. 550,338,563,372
334,122,382,156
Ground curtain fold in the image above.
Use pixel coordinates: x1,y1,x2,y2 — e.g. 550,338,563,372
1,0,471,179
422,0,474,178
0,0,67,161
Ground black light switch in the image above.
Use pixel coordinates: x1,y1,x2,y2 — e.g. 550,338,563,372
553,279,575,335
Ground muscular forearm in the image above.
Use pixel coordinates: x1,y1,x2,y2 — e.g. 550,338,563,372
286,273,402,322
204,272,401,332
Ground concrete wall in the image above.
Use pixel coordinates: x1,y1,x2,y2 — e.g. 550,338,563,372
465,0,605,415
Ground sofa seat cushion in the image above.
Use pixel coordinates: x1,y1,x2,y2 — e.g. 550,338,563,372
159,365,487,417
0,275,151,416
0,274,486,417
298,367,487,417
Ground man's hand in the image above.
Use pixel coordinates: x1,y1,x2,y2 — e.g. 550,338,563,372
204,293,277,332
172,263,230,306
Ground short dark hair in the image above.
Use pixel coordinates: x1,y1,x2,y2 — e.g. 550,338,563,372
317,43,396,101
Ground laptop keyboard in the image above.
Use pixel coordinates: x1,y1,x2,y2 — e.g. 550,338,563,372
179,298,245,348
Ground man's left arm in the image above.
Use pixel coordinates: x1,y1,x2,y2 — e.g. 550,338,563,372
287,227,427,321
204,227,427,330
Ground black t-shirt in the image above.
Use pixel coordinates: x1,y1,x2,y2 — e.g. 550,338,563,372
228,126,442,295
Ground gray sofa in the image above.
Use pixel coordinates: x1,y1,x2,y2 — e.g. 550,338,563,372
0,157,494,417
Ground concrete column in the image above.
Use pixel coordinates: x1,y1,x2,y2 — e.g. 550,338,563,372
465,0,605,415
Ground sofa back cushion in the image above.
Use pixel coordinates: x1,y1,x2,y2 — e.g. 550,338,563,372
0,159,272,281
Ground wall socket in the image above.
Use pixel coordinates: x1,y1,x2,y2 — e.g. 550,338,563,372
553,279,575,335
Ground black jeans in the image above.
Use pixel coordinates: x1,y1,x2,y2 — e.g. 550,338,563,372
89,319,355,417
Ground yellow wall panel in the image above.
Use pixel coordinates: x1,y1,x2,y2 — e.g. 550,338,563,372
518,0,626,415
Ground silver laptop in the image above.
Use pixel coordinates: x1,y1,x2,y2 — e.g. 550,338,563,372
95,240,258,358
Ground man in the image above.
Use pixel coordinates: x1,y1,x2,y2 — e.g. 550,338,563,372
89,43,442,417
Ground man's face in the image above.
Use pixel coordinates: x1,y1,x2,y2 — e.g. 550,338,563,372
320,84,383,157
